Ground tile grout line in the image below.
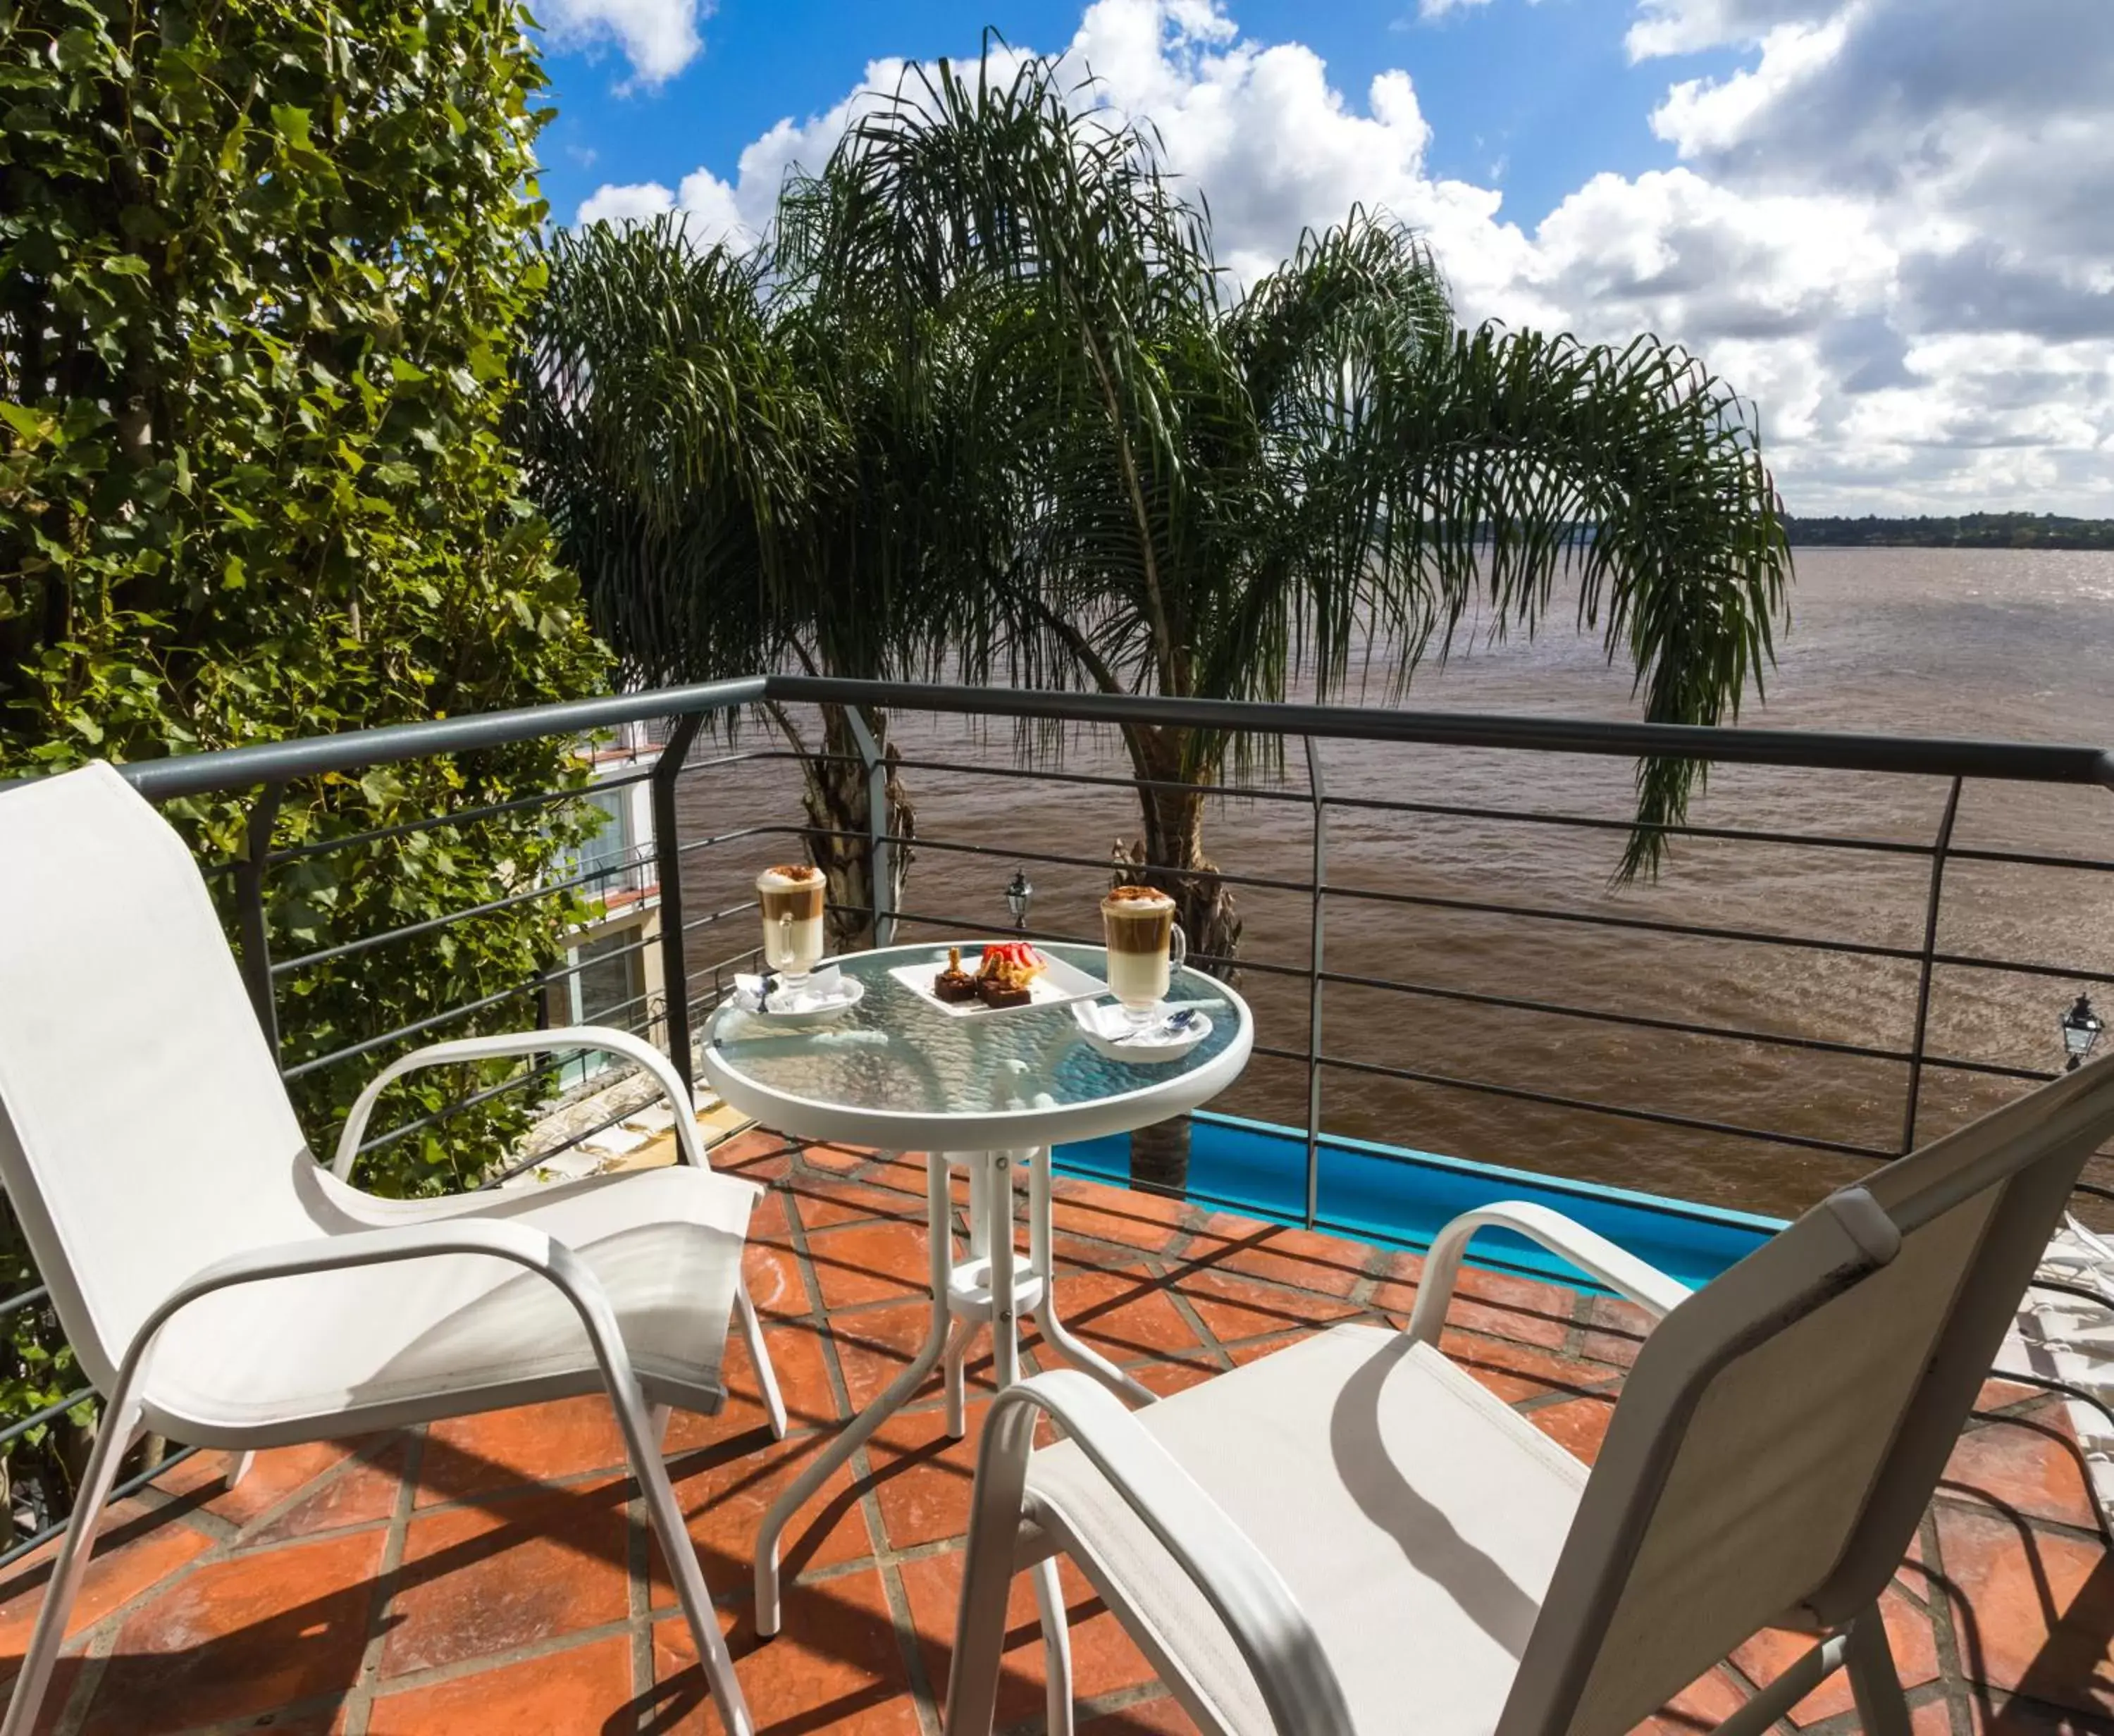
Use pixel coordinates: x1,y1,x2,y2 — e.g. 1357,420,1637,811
329,1613,643,1703
1153,1218,1254,1372
832,1153,949,1736
1913,1507,1974,1736
1927,1487,2108,1550
338,1422,428,1735
39,1453,311,1735
48,1611,118,1736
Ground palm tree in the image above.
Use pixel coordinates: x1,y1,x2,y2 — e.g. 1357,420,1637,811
805,51,1791,1186
511,209,999,947
820,61,1789,905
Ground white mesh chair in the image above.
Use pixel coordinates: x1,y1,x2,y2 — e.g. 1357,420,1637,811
0,762,784,1736
949,1047,2114,1736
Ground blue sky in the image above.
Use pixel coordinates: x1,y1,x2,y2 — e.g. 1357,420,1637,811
535,1,1736,242
525,0,2114,516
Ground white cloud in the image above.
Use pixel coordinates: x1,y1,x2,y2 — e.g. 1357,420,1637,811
570,0,2114,514
575,179,674,225
576,166,755,247
540,0,710,89
1624,0,1826,61
577,59,921,249
1649,16,1851,159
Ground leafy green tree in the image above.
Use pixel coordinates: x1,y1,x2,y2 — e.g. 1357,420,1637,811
0,0,609,1526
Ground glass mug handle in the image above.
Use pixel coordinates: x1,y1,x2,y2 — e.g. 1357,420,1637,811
1169,921,1187,974
775,910,791,967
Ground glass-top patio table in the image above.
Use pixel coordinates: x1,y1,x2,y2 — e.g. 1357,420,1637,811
699,940,1254,1635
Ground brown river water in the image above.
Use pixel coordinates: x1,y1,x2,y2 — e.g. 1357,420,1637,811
675,550,2114,1222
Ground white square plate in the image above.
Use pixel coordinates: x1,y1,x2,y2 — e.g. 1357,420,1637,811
887,947,1109,1019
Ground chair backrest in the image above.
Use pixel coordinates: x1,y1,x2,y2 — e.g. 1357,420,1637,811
0,763,319,1391
1500,1050,2114,1736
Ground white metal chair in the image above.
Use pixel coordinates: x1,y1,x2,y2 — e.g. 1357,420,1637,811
0,762,784,1736
950,1046,2114,1736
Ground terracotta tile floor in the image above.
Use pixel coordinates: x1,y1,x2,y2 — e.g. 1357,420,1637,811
0,1134,2107,1735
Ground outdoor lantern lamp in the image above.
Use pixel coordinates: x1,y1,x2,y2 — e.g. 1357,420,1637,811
1006,868,1034,932
2061,993,2104,1071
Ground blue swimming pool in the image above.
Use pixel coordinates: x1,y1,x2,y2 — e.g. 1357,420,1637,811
1055,1110,1783,1293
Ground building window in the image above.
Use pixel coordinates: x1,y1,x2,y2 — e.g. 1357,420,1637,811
576,786,641,900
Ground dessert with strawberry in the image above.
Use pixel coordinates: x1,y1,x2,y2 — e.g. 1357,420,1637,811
975,941,1046,1008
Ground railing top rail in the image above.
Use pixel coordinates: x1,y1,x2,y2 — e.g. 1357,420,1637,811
80,671,2114,802
114,676,769,800
773,677,2114,790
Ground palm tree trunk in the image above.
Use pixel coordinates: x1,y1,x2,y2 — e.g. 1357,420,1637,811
1112,725,1242,1194
800,705,915,953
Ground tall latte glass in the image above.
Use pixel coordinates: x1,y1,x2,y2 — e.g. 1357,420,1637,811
756,864,827,986
1101,885,1186,1026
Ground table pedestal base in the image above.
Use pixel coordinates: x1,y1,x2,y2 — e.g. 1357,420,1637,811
753,1145,1154,1636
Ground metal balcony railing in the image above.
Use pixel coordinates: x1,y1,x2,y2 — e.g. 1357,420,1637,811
1,671,2111,1556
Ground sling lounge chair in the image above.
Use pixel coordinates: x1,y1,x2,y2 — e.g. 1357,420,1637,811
0,762,783,1736
948,1041,2114,1736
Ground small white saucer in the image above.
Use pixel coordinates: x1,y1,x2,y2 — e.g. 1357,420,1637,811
1073,1000,1211,1064
731,971,865,1029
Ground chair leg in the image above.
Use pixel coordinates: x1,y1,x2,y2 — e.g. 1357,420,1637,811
734,1280,786,1441
648,1403,673,1451
945,1401,1039,1736
1,1395,141,1736
226,1449,256,1490
598,1354,752,1734
1844,1603,1912,1736
1032,1556,1075,1736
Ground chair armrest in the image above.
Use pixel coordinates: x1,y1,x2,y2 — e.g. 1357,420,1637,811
123,1218,638,1416
332,1024,704,1182
983,1371,1356,1736
1405,1200,1693,1348
174,1217,562,1296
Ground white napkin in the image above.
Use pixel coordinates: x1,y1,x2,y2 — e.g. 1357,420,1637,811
734,965,849,1015
1080,1001,1206,1046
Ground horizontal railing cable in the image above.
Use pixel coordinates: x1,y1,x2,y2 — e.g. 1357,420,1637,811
675,822,803,858
885,754,1313,808
271,845,660,975
683,898,768,938
279,979,538,1081
262,773,653,864
0,1387,95,1450
0,1446,200,1572
1310,1051,1898,1161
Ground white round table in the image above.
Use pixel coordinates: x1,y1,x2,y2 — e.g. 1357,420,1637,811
699,940,1254,1635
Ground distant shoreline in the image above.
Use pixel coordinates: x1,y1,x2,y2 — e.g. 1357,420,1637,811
1786,512,2114,550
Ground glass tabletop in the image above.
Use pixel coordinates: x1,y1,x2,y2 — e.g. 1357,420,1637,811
702,941,1247,1124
